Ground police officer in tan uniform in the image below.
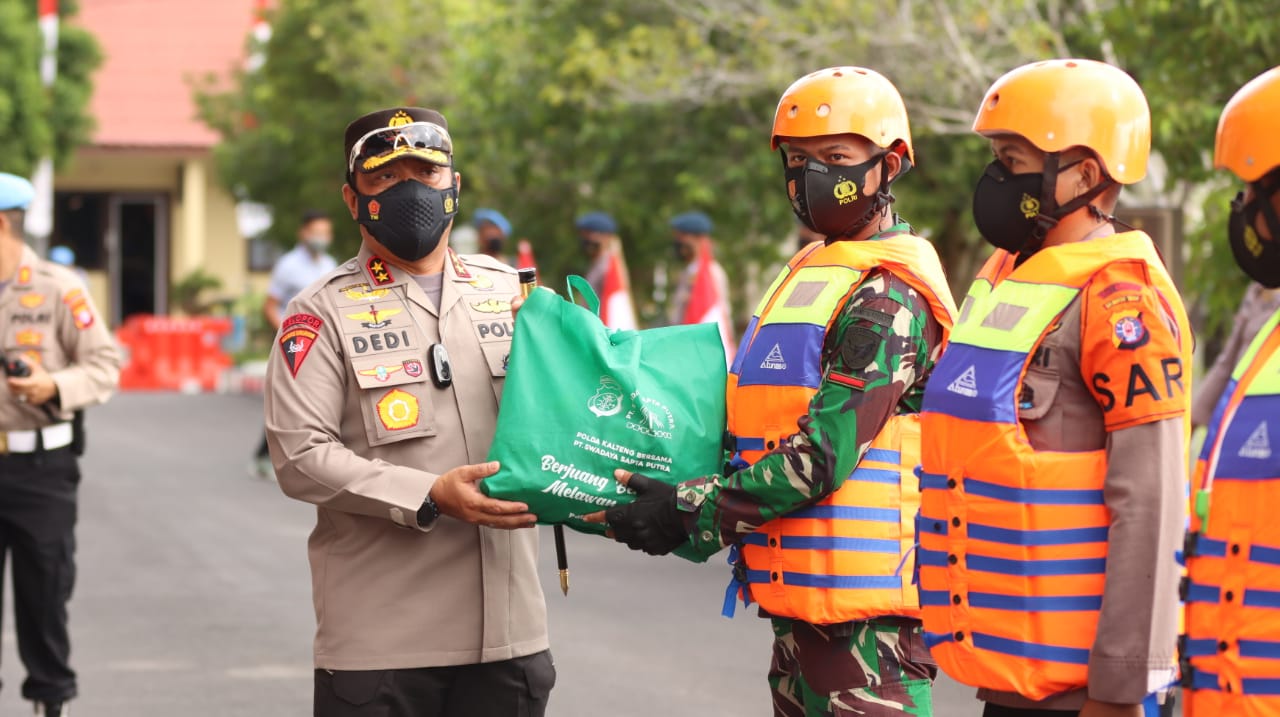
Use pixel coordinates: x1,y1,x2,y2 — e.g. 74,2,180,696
264,108,553,717
0,172,120,717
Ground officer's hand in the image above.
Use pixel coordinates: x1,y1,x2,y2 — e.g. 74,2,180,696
1078,699,1143,717
7,360,58,406
510,287,551,320
584,470,688,556
430,461,537,530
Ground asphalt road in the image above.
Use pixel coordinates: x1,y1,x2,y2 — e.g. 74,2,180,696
0,393,981,716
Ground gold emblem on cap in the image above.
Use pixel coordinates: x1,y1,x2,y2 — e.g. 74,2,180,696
387,111,415,128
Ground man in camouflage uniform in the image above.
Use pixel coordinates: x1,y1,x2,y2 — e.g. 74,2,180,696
588,67,953,716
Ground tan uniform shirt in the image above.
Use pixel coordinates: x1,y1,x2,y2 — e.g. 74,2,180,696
981,267,1187,709
1,244,119,429
264,245,548,671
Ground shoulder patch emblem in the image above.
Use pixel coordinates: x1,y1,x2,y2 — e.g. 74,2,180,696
367,256,395,286
63,288,94,330
1110,310,1149,350
19,293,45,308
841,325,882,370
376,388,419,430
279,313,323,378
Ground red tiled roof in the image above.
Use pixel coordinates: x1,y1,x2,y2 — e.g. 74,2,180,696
78,0,260,148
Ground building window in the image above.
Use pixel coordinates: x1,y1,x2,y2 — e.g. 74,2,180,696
52,192,108,269
247,236,284,272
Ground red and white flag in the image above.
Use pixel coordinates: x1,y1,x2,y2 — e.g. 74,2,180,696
246,0,272,72
600,249,636,331
516,239,536,271
682,238,735,361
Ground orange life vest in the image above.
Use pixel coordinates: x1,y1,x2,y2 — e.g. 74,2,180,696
917,232,1190,700
725,229,956,624
1184,307,1280,716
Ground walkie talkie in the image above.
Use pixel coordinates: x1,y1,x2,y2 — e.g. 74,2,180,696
3,356,31,378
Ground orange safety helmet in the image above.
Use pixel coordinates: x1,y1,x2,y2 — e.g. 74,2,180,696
973,59,1150,184
771,67,914,165
1215,66,1280,182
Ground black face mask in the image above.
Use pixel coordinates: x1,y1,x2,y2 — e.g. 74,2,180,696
357,178,458,262
784,152,892,239
483,237,505,255
1228,186,1280,289
581,237,603,259
971,156,1110,256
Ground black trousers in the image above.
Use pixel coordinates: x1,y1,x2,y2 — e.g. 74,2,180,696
0,446,79,702
315,650,555,717
256,429,270,459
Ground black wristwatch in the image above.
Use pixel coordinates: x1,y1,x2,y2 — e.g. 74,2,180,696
416,494,440,528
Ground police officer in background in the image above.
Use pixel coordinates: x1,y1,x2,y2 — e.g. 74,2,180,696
0,172,121,717
473,208,512,265
264,108,553,716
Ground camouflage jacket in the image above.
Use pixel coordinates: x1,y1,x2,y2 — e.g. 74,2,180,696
676,267,945,559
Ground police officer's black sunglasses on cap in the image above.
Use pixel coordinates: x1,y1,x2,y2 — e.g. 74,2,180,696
347,122,453,174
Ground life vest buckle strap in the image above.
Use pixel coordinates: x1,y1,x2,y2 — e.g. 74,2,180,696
1179,575,1190,602
1184,531,1200,560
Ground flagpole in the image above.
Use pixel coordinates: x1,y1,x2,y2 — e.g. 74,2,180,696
27,0,58,253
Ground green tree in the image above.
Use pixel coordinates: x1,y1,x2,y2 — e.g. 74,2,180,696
199,0,1280,334
0,0,100,176
196,0,456,252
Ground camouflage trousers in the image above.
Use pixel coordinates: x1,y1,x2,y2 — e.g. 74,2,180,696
769,616,937,717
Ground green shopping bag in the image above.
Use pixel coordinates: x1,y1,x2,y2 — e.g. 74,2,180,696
483,276,727,549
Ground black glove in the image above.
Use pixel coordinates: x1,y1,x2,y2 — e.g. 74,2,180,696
604,474,688,556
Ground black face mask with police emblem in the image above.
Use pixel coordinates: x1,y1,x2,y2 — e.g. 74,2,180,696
972,157,1109,256
972,160,1047,253
357,179,458,262
1228,186,1280,289
784,153,890,239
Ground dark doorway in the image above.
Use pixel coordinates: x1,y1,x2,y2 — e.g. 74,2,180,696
108,195,169,324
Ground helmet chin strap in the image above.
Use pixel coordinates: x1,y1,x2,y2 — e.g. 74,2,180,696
1023,153,1115,256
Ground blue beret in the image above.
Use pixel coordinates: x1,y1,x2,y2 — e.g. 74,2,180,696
50,246,76,266
0,173,34,211
575,211,617,234
670,211,713,235
472,208,512,237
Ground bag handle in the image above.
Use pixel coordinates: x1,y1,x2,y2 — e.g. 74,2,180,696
565,275,601,316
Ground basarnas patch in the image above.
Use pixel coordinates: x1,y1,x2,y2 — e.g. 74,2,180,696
63,288,94,329
279,313,323,377
1110,309,1149,350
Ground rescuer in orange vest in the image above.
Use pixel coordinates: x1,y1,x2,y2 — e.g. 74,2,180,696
915,59,1191,717
1182,65,1280,717
587,67,956,716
